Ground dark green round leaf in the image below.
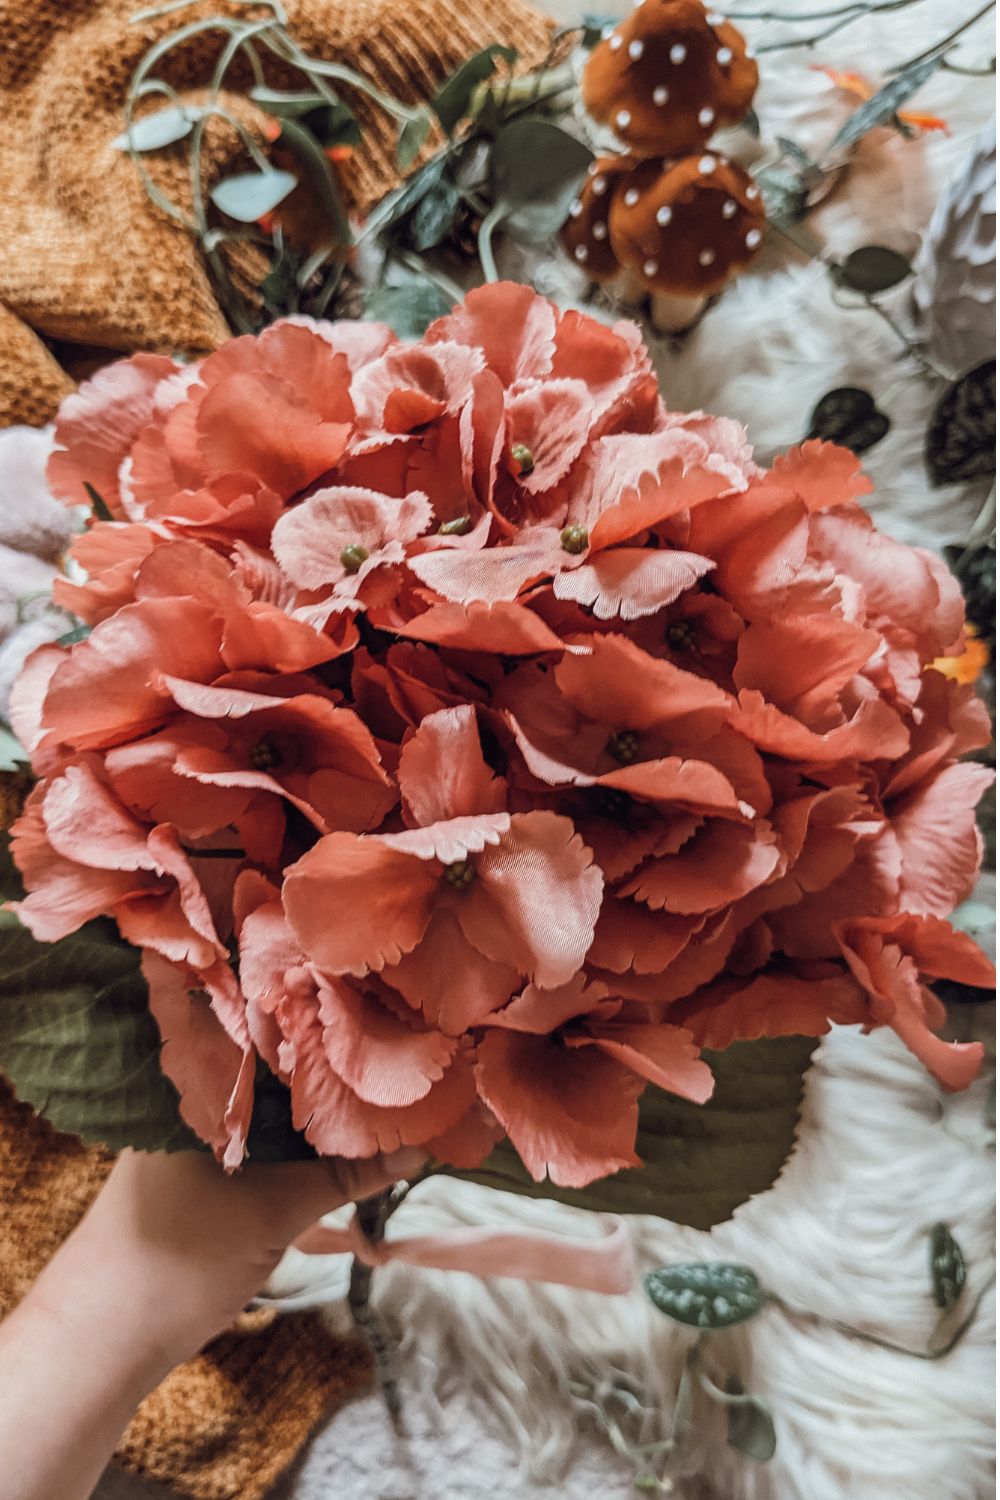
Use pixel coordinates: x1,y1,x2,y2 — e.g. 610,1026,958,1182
929,1223,967,1310
837,246,913,294
112,105,198,153
397,112,432,171
211,170,297,223
431,45,517,136
807,386,891,455
490,118,593,208
724,1380,777,1461
925,361,996,487
643,1263,763,1328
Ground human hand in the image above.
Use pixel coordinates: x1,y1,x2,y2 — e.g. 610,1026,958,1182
0,1146,423,1500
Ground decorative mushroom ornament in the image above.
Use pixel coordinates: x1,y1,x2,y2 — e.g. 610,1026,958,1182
562,151,765,331
582,0,759,158
610,152,766,329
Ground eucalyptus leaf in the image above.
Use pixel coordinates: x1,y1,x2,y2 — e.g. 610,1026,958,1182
754,166,808,228
210,169,297,223
925,361,996,486
644,1263,763,1329
807,386,891,455
408,176,463,252
431,45,517,135
452,1037,816,1228
397,112,432,171
490,118,593,207
277,117,352,243
929,1223,967,1310
248,85,327,118
112,104,200,152
724,1380,778,1461
56,623,92,648
836,245,913,294
365,283,455,339
827,54,943,153
370,156,450,238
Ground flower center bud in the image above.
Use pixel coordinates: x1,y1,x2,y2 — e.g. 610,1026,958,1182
594,787,632,821
511,442,535,476
666,621,695,650
249,736,282,772
560,524,589,555
443,858,476,890
607,730,639,764
438,514,472,536
340,543,369,573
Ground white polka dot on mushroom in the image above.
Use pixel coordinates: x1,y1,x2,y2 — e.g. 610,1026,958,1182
592,176,607,194
717,47,733,64
707,11,724,22
656,204,672,226
609,33,623,50
746,45,758,58
698,107,715,126
624,188,639,207
628,39,644,59
653,85,669,105
746,228,763,247
699,248,716,266
722,199,737,218
601,24,614,39
575,245,589,261
669,43,686,63
698,155,716,174
593,222,608,240
746,185,760,199
569,199,582,217
643,259,658,276
615,109,632,129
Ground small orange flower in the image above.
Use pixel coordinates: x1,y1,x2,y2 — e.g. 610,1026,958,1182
933,623,990,684
815,66,949,134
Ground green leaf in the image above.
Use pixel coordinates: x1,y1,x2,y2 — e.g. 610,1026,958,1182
210,170,297,223
408,176,462,251
397,112,432,171
0,863,195,1153
929,1223,967,1310
301,103,362,150
111,105,199,152
581,13,617,46
83,481,114,522
451,1037,816,1227
364,283,455,339
836,245,913,294
644,1263,763,1329
276,117,352,244
925,360,996,487
431,45,518,135
0,726,28,772
807,386,891,455
486,118,593,246
724,1380,777,1461
56,623,91,647
827,54,943,153
248,85,327,118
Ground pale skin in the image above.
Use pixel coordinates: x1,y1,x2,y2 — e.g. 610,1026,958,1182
0,1146,424,1500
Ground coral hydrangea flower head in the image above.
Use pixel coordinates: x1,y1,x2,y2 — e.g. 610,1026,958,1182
8,283,993,1187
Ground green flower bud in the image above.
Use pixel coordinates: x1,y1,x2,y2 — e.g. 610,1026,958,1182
340,543,369,573
438,515,473,536
559,524,589,554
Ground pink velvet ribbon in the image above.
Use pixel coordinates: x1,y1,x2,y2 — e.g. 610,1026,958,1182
294,1211,635,1294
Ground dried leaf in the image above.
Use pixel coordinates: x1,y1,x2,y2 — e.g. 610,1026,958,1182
807,387,890,455
925,361,996,486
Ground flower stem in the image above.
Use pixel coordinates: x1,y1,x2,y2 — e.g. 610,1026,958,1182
348,1187,403,1421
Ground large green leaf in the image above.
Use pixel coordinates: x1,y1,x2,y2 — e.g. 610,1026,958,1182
450,1037,816,1228
0,906,196,1153
430,45,517,135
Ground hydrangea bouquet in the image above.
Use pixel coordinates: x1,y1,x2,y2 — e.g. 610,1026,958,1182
1,284,993,1238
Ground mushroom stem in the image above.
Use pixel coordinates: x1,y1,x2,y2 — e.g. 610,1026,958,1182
614,268,649,307
649,291,708,333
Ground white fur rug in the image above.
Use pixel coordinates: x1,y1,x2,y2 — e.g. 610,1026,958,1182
80,1,994,1495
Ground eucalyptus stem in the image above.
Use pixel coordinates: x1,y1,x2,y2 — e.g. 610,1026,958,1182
768,1274,996,1360
348,1187,404,1421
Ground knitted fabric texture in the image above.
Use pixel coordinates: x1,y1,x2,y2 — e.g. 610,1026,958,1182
0,0,557,425
0,1077,374,1500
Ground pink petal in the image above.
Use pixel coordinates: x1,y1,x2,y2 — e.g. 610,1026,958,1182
504,378,594,493
581,1022,714,1102
272,487,432,589
427,282,557,387
384,908,520,1034
408,535,564,605
392,600,570,655
398,705,507,825
474,1028,642,1187
552,548,714,621
315,978,457,1107
486,972,612,1034
621,819,782,915
891,762,993,917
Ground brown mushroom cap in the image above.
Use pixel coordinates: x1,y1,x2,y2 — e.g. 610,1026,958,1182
582,0,759,158
608,153,766,296
561,153,641,280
